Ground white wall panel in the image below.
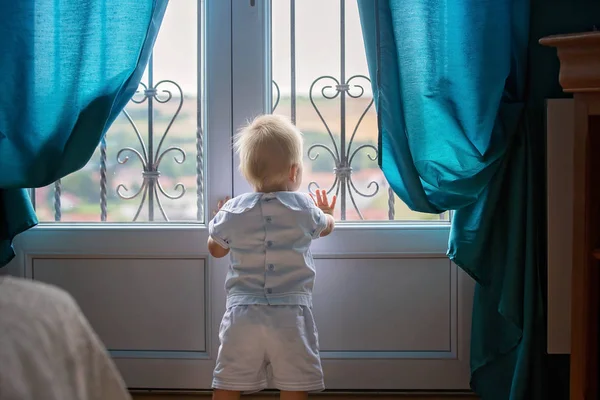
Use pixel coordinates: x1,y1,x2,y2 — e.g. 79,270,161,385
32,257,206,352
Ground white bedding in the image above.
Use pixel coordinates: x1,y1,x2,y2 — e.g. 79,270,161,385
0,277,131,400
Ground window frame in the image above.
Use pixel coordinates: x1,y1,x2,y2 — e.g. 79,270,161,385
230,0,450,256
26,0,233,230
20,0,450,259
11,0,235,269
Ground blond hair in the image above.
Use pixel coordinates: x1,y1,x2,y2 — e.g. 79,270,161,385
234,114,303,190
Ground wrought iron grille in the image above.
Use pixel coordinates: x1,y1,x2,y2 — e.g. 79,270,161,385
271,0,446,221
46,53,203,223
32,0,447,223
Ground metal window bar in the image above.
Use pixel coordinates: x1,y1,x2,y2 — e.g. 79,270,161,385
196,0,205,222
100,135,108,222
54,180,62,222
99,0,108,222
290,0,296,124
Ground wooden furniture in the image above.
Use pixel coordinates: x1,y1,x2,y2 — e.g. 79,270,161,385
541,32,600,400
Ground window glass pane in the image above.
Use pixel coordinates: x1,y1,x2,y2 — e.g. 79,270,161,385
34,0,203,223
271,0,449,222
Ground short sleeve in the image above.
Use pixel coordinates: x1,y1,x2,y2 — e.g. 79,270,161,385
309,207,329,239
208,210,231,249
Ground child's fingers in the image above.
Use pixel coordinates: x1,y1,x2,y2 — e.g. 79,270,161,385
330,194,337,210
321,190,333,207
321,190,329,205
322,189,329,204
316,189,323,205
217,196,231,210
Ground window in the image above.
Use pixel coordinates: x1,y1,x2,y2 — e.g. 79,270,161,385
258,0,448,222
31,0,204,223
31,0,449,224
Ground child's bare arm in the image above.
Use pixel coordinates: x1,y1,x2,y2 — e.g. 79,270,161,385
207,237,230,258
311,189,337,237
208,197,231,258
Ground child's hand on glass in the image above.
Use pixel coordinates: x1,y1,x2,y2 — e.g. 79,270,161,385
212,196,231,217
310,189,337,216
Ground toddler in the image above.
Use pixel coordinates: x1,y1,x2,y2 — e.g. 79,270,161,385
208,114,336,400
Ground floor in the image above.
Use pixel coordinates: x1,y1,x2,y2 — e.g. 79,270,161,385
131,392,478,400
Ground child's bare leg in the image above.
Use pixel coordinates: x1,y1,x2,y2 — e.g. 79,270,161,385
280,391,309,400
212,389,241,400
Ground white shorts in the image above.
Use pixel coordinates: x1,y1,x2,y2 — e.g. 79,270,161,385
213,305,324,393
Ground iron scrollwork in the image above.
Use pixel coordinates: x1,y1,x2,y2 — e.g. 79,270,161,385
115,79,187,222
306,74,378,220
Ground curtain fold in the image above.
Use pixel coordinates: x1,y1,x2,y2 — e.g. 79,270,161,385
0,189,37,266
0,0,168,266
358,1,544,398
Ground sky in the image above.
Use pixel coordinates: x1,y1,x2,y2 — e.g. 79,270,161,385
146,0,372,96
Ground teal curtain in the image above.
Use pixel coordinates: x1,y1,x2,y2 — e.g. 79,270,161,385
358,1,545,399
0,0,168,266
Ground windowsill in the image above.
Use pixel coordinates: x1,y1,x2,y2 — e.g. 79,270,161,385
30,221,450,231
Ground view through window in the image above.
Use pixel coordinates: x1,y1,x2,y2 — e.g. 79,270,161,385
32,0,449,223
32,1,202,223
270,0,448,221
